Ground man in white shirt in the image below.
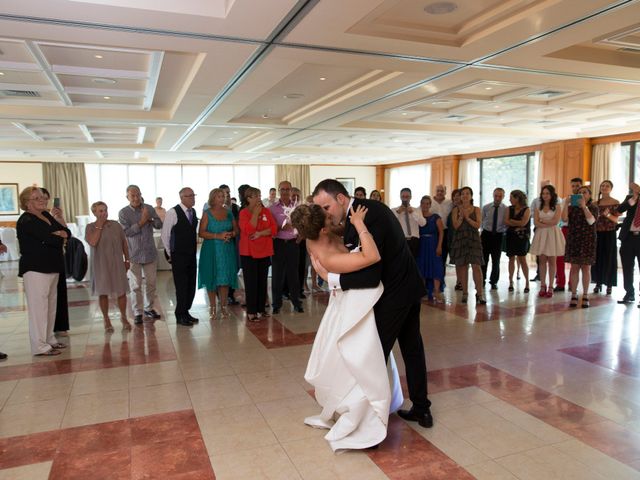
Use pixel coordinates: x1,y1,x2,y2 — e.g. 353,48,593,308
430,185,453,268
481,188,507,289
393,188,426,258
161,187,199,326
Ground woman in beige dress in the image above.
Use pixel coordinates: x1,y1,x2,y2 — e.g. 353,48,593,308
85,201,132,331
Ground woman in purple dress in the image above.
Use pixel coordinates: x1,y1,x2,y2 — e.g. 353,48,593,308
416,195,444,303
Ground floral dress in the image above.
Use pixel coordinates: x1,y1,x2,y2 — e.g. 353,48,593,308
565,204,598,265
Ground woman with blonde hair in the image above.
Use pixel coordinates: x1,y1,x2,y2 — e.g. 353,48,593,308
199,188,238,319
85,201,132,331
16,187,70,356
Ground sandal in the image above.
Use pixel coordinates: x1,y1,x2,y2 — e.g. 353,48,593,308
121,321,132,331
524,286,530,293
569,295,578,308
461,293,468,304
593,284,601,294
476,294,487,305
247,314,260,322
51,343,67,349
36,349,61,356
508,282,514,292
581,296,590,308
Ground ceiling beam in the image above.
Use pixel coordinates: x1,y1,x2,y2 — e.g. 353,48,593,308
24,40,72,106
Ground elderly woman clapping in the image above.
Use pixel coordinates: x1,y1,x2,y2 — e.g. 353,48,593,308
85,201,132,331
17,187,70,356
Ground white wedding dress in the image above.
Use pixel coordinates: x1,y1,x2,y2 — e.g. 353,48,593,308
304,281,404,451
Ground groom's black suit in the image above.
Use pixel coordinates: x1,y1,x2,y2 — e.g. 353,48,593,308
339,198,431,414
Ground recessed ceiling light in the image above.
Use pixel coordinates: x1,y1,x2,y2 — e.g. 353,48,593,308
0,72,4,76
219,137,232,140
493,105,500,109
233,131,238,134
92,77,117,85
94,54,103,59
103,96,111,100
432,100,451,105
401,112,408,116
283,93,304,99
485,86,493,90
261,113,269,119
424,2,458,15
319,77,326,81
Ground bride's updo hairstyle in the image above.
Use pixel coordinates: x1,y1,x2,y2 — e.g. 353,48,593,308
291,204,325,240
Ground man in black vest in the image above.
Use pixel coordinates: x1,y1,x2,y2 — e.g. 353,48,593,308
161,187,199,326
312,179,433,429
617,182,640,307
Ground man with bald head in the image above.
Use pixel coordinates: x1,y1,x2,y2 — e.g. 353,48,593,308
161,187,199,326
119,185,163,324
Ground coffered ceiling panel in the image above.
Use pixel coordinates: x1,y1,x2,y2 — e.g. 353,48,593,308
0,0,639,164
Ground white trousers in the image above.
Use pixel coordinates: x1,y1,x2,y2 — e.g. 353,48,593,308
23,271,59,355
128,260,157,315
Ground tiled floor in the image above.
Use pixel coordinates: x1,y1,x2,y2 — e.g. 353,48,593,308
0,259,639,479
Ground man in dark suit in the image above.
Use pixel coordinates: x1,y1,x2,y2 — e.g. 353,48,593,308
161,187,199,326
312,179,432,428
616,182,640,307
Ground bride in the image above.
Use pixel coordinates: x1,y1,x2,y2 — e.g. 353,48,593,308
291,203,403,451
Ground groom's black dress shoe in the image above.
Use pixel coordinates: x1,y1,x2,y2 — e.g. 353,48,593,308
397,408,433,428
618,295,635,304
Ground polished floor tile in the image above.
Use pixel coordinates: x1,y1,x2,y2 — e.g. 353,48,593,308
1,264,639,478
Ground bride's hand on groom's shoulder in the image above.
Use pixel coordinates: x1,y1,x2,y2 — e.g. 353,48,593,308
349,205,368,225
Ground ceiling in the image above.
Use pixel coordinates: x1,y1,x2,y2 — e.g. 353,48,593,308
0,0,639,165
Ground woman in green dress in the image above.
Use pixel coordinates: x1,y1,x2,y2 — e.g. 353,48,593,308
199,188,238,319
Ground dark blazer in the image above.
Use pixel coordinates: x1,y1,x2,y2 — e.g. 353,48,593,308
340,198,426,308
617,194,639,242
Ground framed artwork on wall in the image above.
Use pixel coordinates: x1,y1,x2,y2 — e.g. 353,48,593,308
0,183,19,215
336,178,355,195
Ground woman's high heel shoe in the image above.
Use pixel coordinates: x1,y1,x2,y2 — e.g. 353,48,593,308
593,284,601,294
523,285,530,293
538,286,547,298
606,287,612,296
581,295,590,308
220,305,230,319
508,282,514,292
569,294,579,307
476,294,487,305
209,305,217,320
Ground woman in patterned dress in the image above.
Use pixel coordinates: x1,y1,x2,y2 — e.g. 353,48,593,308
562,186,598,308
198,188,239,319
591,180,620,295
450,186,485,305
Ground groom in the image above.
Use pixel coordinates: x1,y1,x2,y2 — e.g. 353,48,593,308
312,179,433,428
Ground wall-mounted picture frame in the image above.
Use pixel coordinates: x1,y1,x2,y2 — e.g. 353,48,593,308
336,177,355,195
0,183,19,215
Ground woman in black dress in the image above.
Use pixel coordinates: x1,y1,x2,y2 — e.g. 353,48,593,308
504,190,531,293
591,180,620,295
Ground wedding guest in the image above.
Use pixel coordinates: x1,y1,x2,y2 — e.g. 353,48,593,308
291,187,310,297
354,186,367,199
199,188,238,320
393,188,425,259
161,188,199,327
220,184,240,306
262,187,277,207
119,185,163,324
447,189,462,290
481,187,507,290
85,201,132,331
563,186,598,308
154,197,167,223
239,187,277,321
17,187,70,356
592,180,620,295
530,185,565,298
416,195,444,302
0,240,6,359
555,177,581,291
504,190,531,293
270,181,303,314
430,185,453,270
450,187,485,304
617,182,640,306
369,190,382,201
40,188,70,336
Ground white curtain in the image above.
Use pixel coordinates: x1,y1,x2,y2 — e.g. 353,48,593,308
275,164,310,198
386,163,431,207
458,158,480,196
592,142,623,200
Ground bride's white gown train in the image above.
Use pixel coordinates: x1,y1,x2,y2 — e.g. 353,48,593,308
304,283,404,451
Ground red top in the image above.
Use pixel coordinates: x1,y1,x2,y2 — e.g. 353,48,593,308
239,207,277,258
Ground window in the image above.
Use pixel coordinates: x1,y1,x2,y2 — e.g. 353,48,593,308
622,141,640,190
479,153,539,206
85,164,275,217
387,164,431,207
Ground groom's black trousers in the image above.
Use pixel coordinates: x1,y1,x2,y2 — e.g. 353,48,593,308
375,300,431,413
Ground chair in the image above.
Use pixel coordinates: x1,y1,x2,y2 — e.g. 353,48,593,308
0,227,19,261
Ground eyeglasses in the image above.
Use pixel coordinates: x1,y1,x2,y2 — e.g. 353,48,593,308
182,194,196,197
